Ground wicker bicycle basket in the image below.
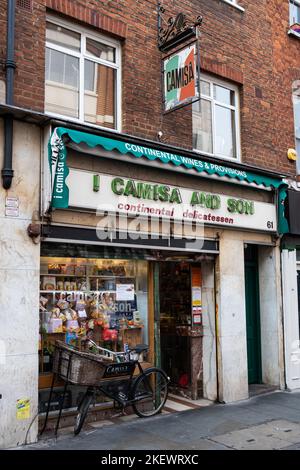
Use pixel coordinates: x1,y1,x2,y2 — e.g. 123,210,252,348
53,340,115,386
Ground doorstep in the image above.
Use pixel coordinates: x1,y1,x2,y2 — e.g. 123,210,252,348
165,393,214,413
249,384,279,398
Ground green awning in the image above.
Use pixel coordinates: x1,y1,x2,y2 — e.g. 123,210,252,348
49,127,284,209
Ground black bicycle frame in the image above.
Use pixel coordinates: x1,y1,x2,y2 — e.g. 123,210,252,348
91,361,152,407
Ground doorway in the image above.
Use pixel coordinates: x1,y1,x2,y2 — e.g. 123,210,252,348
245,245,262,384
159,261,192,396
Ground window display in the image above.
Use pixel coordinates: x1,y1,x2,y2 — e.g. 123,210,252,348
39,257,148,375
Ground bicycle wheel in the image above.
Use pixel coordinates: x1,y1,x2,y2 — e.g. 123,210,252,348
132,367,169,418
74,391,93,435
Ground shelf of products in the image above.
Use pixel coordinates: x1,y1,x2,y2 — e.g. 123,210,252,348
39,258,144,375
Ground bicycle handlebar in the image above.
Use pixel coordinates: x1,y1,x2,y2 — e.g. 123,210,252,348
85,339,148,359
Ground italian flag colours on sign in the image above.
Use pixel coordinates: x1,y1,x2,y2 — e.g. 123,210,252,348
164,43,197,112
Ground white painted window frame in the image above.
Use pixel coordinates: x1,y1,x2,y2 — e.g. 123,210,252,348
290,0,300,24
193,73,242,162
45,14,122,132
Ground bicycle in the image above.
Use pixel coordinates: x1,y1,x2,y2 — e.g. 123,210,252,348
74,340,170,435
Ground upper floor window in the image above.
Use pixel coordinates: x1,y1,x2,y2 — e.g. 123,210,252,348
293,83,300,161
220,0,245,12
192,75,240,161
290,0,300,25
45,18,121,130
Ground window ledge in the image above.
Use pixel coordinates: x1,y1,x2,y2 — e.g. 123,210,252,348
220,0,245,12
288,29,300,39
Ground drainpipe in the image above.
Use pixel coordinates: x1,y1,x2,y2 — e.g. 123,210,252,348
2,0,16,190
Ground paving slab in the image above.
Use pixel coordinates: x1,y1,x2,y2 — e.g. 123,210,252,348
211,421,298,450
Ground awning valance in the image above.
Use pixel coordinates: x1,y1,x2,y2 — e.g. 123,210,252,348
49,127,284,209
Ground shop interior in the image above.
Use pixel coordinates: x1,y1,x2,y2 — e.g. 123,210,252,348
159,261,202,399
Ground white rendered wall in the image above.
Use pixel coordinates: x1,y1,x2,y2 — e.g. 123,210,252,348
0,120,41,448
282,249,300,390
215,232,248,403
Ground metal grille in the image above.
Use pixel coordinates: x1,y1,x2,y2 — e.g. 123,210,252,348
16,0,32,12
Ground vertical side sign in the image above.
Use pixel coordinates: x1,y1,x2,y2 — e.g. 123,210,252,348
163,43,199,113
48,129,70,209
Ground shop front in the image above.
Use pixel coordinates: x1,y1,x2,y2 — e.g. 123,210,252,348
39,126,285,422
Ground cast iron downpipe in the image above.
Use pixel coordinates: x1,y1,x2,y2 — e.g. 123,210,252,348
2,0,16,190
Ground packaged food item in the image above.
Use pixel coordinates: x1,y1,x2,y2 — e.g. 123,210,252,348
70,281,77,291
86,264,97,275
39,296,48,312
78,309,87,319
42,276,56,291
77,280,87,291
76,298,85,309
48,264,61,274
48,308,63,333
57,299,69,310
66,320,79,332
75,265,86,276
65,331,77,345
102,328,118,342
64,280,71,291
65,264,75,275
56,281,64,291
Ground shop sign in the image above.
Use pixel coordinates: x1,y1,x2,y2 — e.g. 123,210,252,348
163,43,199,112
66,170,278,232
48,128,69,209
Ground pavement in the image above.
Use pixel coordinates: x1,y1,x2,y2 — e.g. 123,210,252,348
23,390,300,450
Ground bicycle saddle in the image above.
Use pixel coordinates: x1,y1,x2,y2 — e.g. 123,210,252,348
133,344,149,354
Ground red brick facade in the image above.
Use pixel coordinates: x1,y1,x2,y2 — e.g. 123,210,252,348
0,0,299,175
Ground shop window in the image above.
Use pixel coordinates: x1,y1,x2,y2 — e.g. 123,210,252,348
192,75,240,161
45,17,121,130
39,257,148,380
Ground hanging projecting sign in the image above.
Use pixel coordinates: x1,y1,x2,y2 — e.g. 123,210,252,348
66,169,277,232
163,43,199,112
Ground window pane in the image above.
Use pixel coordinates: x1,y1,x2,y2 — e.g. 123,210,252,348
290,1,300,24
48,49,64,83
84,60,116,128
214,84,235,106
45,48,79,118
46,22,81,51
200,80,210,96
294,99,300,139
84,60,95,91
86,38,116,63
45,47,50,81
64,54,79,88
215,105,236,158
192,99,213,154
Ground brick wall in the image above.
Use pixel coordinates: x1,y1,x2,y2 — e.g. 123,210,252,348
0,0,299,175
